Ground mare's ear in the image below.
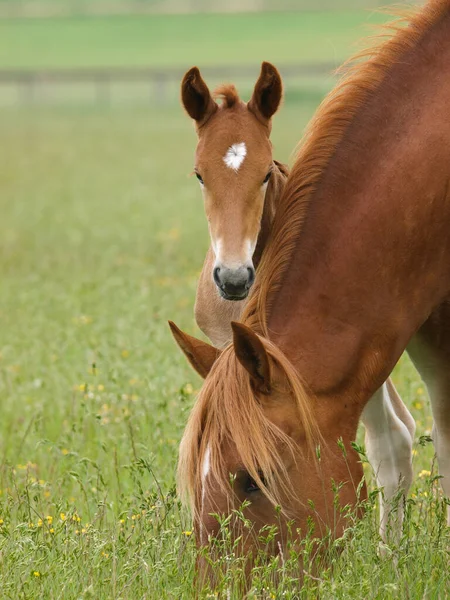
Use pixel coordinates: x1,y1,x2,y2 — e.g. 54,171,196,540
169,321,220,379
231,322,271,394
181,67,217,125
248,62,283,123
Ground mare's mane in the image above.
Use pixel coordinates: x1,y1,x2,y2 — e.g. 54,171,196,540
242,0,450,336
178,1,450,512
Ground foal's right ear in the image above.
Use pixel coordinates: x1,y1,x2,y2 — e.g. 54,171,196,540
248,62,283,124
181,67,217,125
169,321,220,379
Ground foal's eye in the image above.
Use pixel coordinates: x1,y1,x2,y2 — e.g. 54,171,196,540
263,171,272,184
244,472,265,494
195,172,204,185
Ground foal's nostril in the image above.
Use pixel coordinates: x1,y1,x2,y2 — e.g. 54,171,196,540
247,267,255,288
213,266,221,287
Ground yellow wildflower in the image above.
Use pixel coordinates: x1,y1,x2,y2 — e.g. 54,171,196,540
46,516,53,524
97,384,105,391
33,571,40,578
0,519,4,525
62,449,69,456
182,531,193,537
419,470,431,478
184,383,193,395
37,519,43,527
121,349,129,358
49,528,55,534
60,513,66,521
413,401,423,410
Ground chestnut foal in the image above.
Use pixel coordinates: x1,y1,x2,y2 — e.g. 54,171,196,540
181,62,288,348
178,65,415,543
172,1,450,571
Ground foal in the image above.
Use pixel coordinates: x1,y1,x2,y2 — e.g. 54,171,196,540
181,62,288,348
178,67,415,540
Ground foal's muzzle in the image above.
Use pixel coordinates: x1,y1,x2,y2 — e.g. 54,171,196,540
213,265,255,301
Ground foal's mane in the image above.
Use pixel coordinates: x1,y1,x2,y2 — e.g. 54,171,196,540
243,0,450,335
214,83,240,108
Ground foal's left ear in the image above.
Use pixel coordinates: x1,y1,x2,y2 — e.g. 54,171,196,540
248,62,283,124
169,321,220,379
231,322,271,394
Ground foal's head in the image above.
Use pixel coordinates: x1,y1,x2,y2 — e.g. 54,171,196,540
170,321,365,570
181,63,282,301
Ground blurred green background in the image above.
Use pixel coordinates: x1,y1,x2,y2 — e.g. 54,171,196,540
0,1,420,107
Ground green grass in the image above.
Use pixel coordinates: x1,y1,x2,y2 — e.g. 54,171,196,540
0,102,447,598
0,10,389,69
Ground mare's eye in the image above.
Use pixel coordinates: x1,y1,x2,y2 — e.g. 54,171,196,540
195,172,204,185
244,472,265,494
263,171,272,184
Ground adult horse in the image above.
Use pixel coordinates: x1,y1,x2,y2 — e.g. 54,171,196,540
181,62,288,348
173,0,450,567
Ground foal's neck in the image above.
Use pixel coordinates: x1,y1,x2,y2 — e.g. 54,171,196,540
253,160,288,269
268,13,450,403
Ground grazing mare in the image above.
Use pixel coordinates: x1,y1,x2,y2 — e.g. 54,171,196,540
181,63,288,349
171,0,450,566
177,69,416,539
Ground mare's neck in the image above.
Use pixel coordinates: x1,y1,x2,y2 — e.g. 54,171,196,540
269,14,450,402
253,160,288,269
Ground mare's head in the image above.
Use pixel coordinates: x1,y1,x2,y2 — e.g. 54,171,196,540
181,62,282,301
170,321,365,572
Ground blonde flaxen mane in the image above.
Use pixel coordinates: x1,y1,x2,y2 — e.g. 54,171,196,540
178,0,450,512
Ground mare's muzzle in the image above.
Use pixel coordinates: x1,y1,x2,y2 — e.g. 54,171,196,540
213,265,255,301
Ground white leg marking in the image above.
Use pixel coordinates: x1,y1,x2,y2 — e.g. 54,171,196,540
407,335,450,526
223,142,247,172
361,381,415,542
429,397,450,525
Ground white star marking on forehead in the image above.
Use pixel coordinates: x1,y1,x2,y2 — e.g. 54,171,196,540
223,142,247,172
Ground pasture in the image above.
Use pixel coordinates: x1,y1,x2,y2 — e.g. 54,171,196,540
0,8,449,599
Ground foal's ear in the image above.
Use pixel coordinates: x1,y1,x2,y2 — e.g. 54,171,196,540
169,321,220,379
248,62,283,123
231,322,271,394
181,67,217,125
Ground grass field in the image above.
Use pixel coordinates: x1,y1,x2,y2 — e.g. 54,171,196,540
0,6,449,599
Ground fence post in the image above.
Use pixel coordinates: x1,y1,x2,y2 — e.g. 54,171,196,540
20,74,35,105
95,74,111,106
153,72,168,106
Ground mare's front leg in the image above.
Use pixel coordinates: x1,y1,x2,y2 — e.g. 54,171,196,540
361,379,415,542
195,248,246,349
